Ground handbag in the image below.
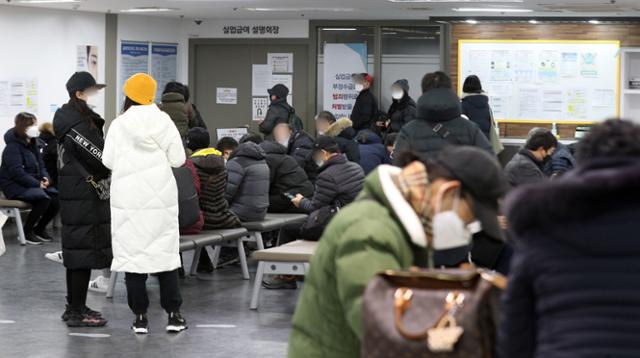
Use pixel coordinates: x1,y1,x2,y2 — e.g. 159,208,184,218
298,203,341,241
362,268,506,358
68,152,110,201
488,108,504,155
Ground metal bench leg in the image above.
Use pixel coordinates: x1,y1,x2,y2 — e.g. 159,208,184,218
106,271,118,298
250,261,265,310
254,232,265,250
236,240,250,280
13,208,26,246
211,246,221,268
189,247,202,276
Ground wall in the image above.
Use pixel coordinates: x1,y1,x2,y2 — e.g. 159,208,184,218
0,5,105,150
450,23,640,137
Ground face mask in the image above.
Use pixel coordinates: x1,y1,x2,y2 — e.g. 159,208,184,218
25,125,40,139
86,94,100,109
314,158,325,167
430,187,472,266
355,84,364,92
278,136,290,148
392,91,404,100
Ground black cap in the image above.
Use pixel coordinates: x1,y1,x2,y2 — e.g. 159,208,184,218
313,136,340,153
66,71,105,94
434,146,509,240
268,84,289,99
187,127,211,152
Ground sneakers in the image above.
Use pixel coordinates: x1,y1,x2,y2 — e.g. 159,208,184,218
45,251,64,264
34,229,54,242
61,305,103,322
132,314,149,334
166,312,187,333
24,233,43,246
88,275,110,293
66,311,107,327
262,275,298,290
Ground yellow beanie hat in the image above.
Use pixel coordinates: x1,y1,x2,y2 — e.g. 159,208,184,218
123,73,157,105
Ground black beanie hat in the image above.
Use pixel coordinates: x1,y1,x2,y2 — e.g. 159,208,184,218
187,127,211,152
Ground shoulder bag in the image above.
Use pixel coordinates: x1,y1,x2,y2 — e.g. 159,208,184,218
66,149,111,201
298,201,341,241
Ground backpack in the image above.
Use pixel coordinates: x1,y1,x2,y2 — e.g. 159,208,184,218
172,166,200,229
288,110,304,132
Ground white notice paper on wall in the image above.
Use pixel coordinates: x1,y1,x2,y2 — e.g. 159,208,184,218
270,74,293,93
252,64,272,96
268,53,293,73
216,127,248,142
216,88,237,105
252,97,269,122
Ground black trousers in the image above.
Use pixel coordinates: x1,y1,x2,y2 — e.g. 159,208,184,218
66,268,91,313
24,195,59,235
277,222,303,246
125,269,182,315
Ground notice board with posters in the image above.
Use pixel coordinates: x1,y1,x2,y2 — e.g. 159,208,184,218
458,40,620,123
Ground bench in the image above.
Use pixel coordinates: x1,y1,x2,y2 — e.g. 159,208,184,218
250,240,318,310
0,198,31,246
240,213,308,250
105,227,249,298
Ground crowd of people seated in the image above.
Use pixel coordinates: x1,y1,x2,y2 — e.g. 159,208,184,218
1,67,639,358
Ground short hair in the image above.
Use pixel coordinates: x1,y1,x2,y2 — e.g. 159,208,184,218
385,133,397,147
577,119,640,162
183,85,191,102
421,71,452,93
163,81,186,97
39,122,54,135
14,112,36,140
525,129,558,151
239,132,263,145
462,75,483,94
315,111,336,124
216,137,239,152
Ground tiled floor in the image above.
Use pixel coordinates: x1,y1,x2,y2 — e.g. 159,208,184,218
0,226,297,358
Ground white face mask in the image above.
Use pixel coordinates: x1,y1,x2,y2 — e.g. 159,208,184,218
278,136,290,148
355,83,364,92
86,94,100,109
317,130,325,136
25,125,40,139
431,189,472,265
392,91,404,100
314,158,325,167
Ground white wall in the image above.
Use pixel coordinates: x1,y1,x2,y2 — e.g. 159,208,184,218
0,5,105,150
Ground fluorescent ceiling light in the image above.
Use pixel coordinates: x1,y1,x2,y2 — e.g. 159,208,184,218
121,7,178,13
18,0,81,3
588,19,601,24
322,28,358,31
465,19,478,24
244,7,356,12
389,0,523,2
454,7,533,12
529,19,539,24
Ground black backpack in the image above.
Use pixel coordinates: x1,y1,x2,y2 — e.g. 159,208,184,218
288,109,304,132
172,166,200,229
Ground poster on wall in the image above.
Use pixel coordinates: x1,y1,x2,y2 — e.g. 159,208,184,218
252,65,272,96
216,87,237,105
120,41,149,97
0,79,38,117
216,127,248,142
270,74,293,93
77,45,99,81
151,43,178,102
268,53,293,73
252,97,269,122
323,43,367,119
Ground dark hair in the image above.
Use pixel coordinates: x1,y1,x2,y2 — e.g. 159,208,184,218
316,111,336,124
122,96,142,113
323,144,341,154
68,89,100,128
14,112,36,140
239,132,263,145
216,137,239,152
577,119,640,162
421,71,452,93
385,133,398,147
183,85,191,102
163,81,186,97
462,75,483,94
525,130,558,151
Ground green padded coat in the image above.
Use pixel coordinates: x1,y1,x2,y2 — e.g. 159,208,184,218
288,165,429,358
160,92,189,140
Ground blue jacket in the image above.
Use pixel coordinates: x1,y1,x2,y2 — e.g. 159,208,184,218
461,93,492,139
543,142,576,177
0,128,53,200
356,129,390,175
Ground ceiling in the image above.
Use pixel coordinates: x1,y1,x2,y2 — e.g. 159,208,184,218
4,0,640,20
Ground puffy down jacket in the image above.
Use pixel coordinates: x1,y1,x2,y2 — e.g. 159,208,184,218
225,142,270,222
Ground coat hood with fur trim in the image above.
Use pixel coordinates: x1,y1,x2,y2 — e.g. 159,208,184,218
324,117,355,138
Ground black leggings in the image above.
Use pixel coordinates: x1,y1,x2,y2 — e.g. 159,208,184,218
66,268,91,313
125,270,182,315
24,195,59,235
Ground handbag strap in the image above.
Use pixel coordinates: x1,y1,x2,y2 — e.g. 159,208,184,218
429,122,461,145
61,139,93,181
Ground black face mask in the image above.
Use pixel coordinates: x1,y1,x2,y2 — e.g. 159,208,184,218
541,154,552,165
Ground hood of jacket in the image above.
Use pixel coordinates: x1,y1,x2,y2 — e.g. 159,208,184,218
260,140,287,155
53,102,103,141
161,92,185,104
356,128,383,145
230,141,266,161
191,148,225,175
415,88,462,123
3,128,29,147
461,93,489,109
115,104,178,152
507,157,640,253
325,117,355,139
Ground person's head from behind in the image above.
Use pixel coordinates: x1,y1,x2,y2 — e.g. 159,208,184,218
39,122,54,136
268,84,289,102
462,75,483,94
14,112,39,141
577,119,640,163
312,136,341,167
163,81,186,99
273,123,293,148
421,71,452,93
385,133,397,157
216,137,239,160
239,132,263,145
122,73,157,113
66,71,106,108
526,128,558,162
187,127,210,152
315,111,336,135
352,73,373,92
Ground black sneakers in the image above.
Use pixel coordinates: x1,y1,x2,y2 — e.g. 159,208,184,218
34,229,54,242
61,305,103,322
166,312,187,333
66,311,108,327
24,233,44,245
132,314,149,334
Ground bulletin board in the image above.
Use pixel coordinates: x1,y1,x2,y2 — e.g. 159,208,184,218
458,40,620,124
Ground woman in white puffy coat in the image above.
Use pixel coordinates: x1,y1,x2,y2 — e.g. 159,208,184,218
102,73,187,335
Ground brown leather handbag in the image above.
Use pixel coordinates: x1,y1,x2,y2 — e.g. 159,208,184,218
362,268,506,358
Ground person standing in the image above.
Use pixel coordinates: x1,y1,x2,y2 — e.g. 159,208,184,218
461,75,493,139
260,84,297,137
0,113,59,245
103,73,187,334
350,73,378,132
160,81,190,140
53,71,111,327
386,79,416,134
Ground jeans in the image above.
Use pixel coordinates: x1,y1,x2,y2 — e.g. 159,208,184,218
125,269,182,315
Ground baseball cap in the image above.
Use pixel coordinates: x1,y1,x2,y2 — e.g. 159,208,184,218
434,146,509,240
66,71,105,94
268,84,289,99
313,136,340,153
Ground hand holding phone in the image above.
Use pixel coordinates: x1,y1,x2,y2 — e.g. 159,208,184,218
284,192,297,200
